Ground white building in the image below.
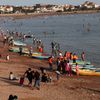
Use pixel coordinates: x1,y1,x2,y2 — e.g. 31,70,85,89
0,5,13,13
52,5,64,12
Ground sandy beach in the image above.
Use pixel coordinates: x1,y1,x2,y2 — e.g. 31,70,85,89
0,34,100,100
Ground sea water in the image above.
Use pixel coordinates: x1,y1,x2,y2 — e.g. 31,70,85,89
0,13,100,67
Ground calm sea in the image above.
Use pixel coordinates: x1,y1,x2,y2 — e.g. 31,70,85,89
0,13,100,67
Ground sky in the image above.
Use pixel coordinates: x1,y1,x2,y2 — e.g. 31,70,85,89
0,0,100,6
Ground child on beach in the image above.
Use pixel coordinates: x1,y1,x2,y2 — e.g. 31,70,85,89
9,72,17,80
75,63,79,76
19,75,25,86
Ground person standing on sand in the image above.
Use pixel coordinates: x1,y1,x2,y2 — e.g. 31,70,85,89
48,56,53,71
34,71,41,90
65,61,70,76
69,64,72,76
24,68,34,87
75,63,79,76
3,35,7,45
56,70,60,80
73,53,78,63
56,57,60,70
19,46,23,55
29,46,33,56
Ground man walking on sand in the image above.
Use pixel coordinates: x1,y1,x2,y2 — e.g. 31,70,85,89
24,68,34,87
34,71,41,90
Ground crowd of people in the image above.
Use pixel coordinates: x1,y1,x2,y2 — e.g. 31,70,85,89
18,67,53,90
49,50,85,77
0,30,86,100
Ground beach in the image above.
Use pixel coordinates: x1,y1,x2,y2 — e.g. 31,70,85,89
0,35,100,100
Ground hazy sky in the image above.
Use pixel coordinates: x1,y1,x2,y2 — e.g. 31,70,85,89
0,0,100,6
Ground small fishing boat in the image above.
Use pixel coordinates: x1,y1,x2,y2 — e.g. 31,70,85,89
69,59,91,65
72,68,100,76
82,64,96,70
9,46,20,52
72,64,96,70
32,52,50,60
9,46,29,53
13,41,27,46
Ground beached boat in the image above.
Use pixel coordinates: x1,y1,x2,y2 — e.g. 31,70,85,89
69,59,91,65
82,64,96,70
72,64,96,70
22,49,29,54
9,46,20,52
32,52,50,60
72,68,100,76
9,46,29,53
13,41,27,46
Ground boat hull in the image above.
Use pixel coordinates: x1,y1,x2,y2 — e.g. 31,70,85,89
13,41,27,46
32,52,50,60
72,69,100,76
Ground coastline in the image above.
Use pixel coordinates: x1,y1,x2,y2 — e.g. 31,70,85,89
0,10,100,19
0,7,100,99
0,36,100,100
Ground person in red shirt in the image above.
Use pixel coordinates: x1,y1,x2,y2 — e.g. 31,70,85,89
39,46,43,53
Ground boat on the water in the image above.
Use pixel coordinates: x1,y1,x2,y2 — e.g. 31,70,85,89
25,35,33,38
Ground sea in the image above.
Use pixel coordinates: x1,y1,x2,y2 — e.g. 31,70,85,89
0,13,100,67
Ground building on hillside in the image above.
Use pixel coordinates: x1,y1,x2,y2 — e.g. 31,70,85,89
22,6,34,10
63,4,75,11
52,5,64,12
0,5,13,13
80,1,100,9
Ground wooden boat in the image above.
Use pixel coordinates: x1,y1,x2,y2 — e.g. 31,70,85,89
82,64,96,70
72,64,96,70
72,69,100,76
32,52,50,60
22,48,29,54
69,59,91,65
9,46,20,52
9,46,29,53
13,41,27,46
